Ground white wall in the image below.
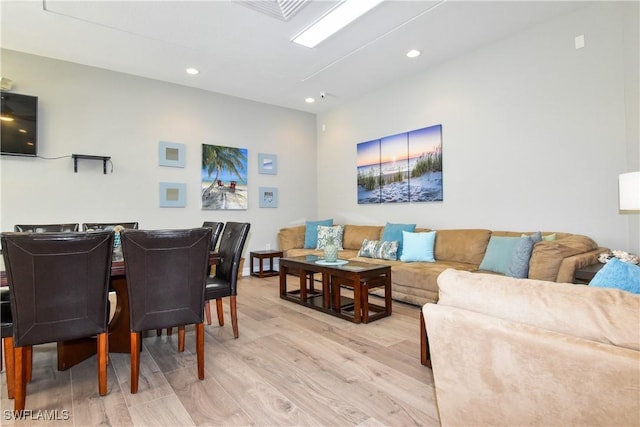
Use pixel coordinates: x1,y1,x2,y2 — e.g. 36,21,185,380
317,2,640,253
0,49,318,267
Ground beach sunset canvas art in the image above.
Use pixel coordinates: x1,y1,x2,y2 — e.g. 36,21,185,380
357,124,442,204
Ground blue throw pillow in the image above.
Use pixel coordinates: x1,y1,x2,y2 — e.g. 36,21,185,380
400,231,436,262
479,236,522,275
304,219,333,249
506,236,535,278
590,258,640,294
381,222,416,257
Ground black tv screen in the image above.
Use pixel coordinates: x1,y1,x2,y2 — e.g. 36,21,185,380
1,91,38,156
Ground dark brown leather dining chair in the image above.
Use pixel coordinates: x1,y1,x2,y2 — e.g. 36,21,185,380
204,222,250,338
14,223,79,232
120,228,212,393
1,231,113,411
157,221,224,337
82,222,139,231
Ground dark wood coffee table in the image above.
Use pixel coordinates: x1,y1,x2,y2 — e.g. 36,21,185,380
279,255,391,323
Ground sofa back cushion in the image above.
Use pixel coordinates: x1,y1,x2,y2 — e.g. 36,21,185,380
437,268,640,351
434,229,491,265
528,235,598,281
342,225,383,250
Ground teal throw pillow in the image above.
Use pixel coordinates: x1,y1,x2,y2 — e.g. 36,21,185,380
304,219,333,249
358,239,399,260
589,258,640,294
400,231,436,262
479,236,522,275
506,236,535,278
381,222,416,257
316,225,344,250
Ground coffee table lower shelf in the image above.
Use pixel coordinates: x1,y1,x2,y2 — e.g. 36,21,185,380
279,256,392,324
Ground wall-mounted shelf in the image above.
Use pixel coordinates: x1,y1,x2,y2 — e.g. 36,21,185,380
72,154,111,174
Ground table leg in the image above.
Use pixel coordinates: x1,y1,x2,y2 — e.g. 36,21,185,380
322,273,330,309
259,257,264,277
353,277,362,323
108,276,135,353
299,268,307,301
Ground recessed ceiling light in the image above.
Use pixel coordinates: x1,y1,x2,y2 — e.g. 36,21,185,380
186,67,199,75
305,97,315,103
293,0,384,48
406,49,421,58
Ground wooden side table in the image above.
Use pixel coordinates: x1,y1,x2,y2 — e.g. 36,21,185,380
250,250,283,278
574,263,604,284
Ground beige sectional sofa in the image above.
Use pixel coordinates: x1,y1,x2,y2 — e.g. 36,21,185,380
423,269,640,426
277,224,606,306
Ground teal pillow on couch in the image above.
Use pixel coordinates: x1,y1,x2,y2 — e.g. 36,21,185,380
381,222,416,257
478,236,522,275
590,258,640,294
304,219,333,249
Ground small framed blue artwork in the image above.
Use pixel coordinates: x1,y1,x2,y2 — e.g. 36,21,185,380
258,153,277,175
159,182,186,207
259,187,278,208
159,141,186,167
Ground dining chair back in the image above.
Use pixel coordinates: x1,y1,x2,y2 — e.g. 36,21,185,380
82,222,139,231
120,227,212,393
0,231,113,411
13,223,79,232
202,221,224,251
204,222,250,338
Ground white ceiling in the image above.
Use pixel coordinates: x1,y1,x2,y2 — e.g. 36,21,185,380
1,0,591,113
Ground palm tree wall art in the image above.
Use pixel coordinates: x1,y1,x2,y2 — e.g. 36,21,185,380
201,144,248,210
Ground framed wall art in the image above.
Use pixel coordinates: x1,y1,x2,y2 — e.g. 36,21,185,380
258,153,277,175
259,187,278,208
357,124,443,204
158,141,186,167
159,182,186,207
201,144,248,210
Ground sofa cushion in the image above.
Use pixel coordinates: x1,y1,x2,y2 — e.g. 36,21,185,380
479,236,522,274
381,222,416,257
316,225,344,250
400,231,436,262
590,258,640,294
357,239,398,260
343,225,383,250
437,268,640,351
304,219,333,249
434,229,492,265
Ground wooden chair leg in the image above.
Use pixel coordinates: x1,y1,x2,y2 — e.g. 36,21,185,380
178,326,185,352
196,322,204,380
167,328,173,336
130,332,140,394
216,298,224,326
4,337,14,399
204,300,212,325
97,332,107,396
230,296,238,338
0,338,2,372
25,346,32,382
13,346,27,412
156,329,162,336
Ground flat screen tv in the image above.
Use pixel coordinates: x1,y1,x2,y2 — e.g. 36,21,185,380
1,91,38,156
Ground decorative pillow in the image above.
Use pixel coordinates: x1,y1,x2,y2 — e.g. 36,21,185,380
590,258,640,294
479,236,522,275
358,239,399,260
381,222,416,257
316,225,344,250
542,233,557,241
522,231,542,244
400,231,436,262
506,236,535,278
304,219,333,249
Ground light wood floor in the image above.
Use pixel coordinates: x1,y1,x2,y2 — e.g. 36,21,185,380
0,275,439,426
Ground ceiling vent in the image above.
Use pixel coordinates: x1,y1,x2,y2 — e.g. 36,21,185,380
234,0,310,21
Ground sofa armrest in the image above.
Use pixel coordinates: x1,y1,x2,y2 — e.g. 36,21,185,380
277,225,305,253
528,235,598,281
556,247,609,283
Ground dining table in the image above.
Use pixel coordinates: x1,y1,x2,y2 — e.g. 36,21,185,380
0,252,220,371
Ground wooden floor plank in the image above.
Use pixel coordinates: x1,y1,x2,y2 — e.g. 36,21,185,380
0,275,438,426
